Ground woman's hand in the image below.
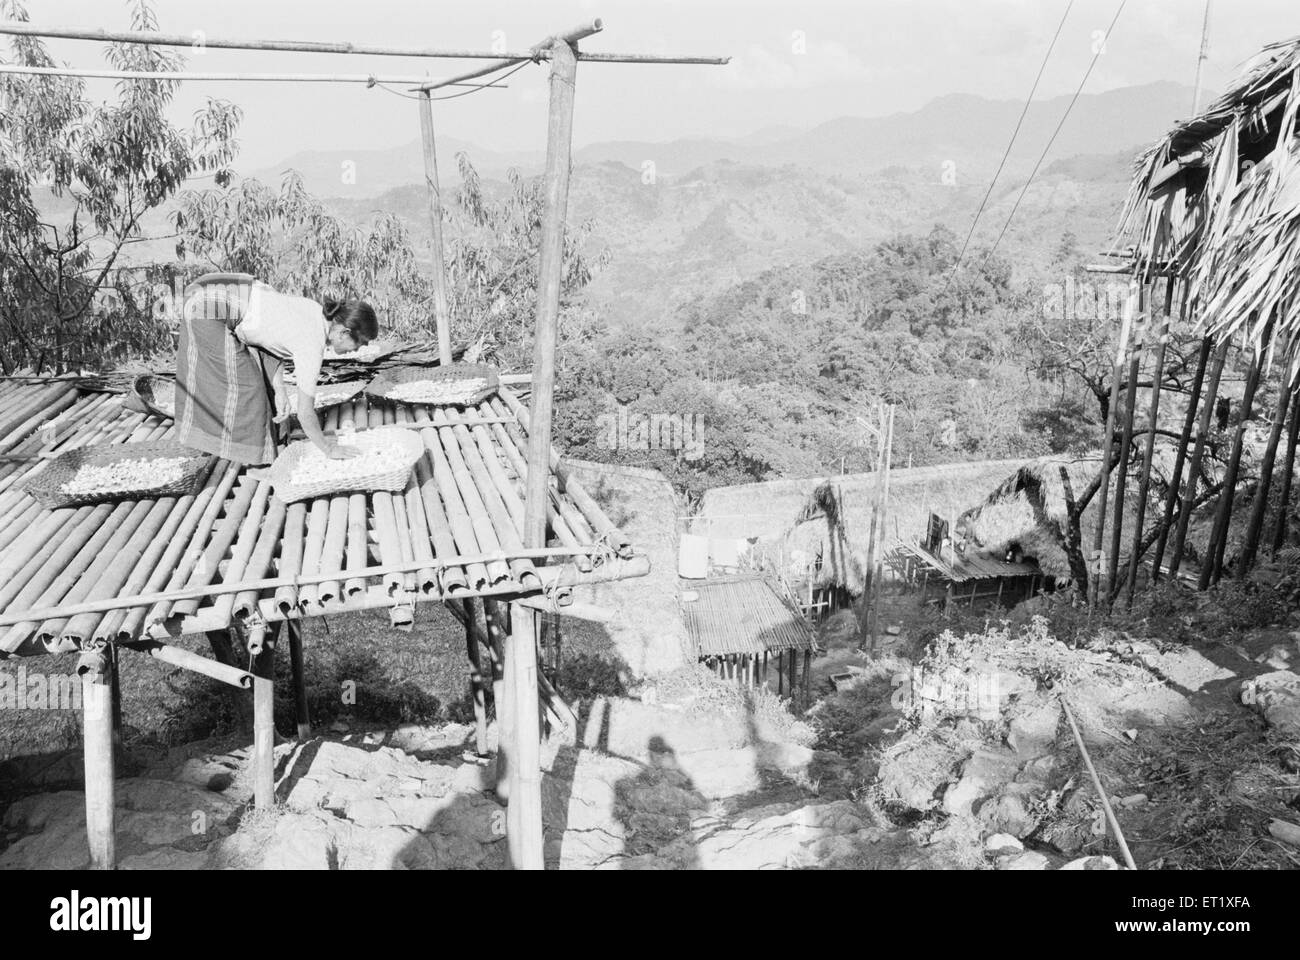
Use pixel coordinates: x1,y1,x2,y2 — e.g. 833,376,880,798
327,443,359,460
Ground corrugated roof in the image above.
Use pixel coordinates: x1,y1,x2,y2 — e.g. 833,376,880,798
680,575,815,657
0,379,636,658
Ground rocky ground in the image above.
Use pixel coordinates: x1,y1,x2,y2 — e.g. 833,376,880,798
3,603,1299,870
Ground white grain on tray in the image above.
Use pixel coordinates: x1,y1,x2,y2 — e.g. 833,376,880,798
385,377,488,404
287,432,412,485
61,457,187,495
324,342,388,362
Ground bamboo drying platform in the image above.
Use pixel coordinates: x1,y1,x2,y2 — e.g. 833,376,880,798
0,377,644,659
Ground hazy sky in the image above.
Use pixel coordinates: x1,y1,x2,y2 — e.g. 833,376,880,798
11,0,1300,168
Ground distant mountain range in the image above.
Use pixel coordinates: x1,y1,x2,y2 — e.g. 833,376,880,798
245,81,1198,327
252,80,1198,196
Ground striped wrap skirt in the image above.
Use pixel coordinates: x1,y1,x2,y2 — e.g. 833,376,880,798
174,274,283,466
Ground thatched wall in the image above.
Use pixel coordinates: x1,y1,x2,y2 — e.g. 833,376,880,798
694,460,1023,594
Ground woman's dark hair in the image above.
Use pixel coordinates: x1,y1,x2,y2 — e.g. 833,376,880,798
323,298,379,343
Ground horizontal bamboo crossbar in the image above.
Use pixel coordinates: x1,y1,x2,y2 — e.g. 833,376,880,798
0,545,610,630
0,64,503,85
0,21,729,67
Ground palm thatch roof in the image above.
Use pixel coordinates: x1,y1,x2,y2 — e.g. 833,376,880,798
957,452,1257,585
1117,36,1300,368
693,460,1022,593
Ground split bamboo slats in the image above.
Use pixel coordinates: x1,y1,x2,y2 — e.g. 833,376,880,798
0,381,635,657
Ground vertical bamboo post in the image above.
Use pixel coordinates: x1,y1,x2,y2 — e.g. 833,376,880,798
1090,282,1137,612
858,404,884,645
81,651,115,869
1240,366,1293,571
869,404,895,655
508,34,580,871
485,598,512,800
1169,338,1230,577
1201,340,1264,587
507,601,544,870
418,90,453,366
1151,331,1209,581
250,623,275,809
1126,281,1171,604
287,619,310,740
1271,388,1300,553
464,597,490,757
1108,285,1146,602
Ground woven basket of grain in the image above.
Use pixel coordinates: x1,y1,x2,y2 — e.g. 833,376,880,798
122,374,176,420
365,362,499,407
24,440,215,508
321,338,406,365
305,380,367,410
268,426,424,504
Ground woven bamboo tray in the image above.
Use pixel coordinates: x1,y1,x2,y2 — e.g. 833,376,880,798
268,426,424,504
321,338,406,365
305,380,367,410
122,374,176,420
365,362,499,407
24,440,215,509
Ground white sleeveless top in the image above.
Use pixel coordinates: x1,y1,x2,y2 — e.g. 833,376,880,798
236,281,329,393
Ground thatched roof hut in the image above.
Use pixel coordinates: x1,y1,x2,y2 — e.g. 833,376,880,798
957,452,1258,587
694,460,1023,594
1117,35,1300,369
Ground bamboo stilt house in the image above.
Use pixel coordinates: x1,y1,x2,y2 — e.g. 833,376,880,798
1097,35,1300,593
1118,36,1300,367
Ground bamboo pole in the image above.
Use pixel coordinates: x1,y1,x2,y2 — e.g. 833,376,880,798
1271,388,1300,553
411,451,474,592
485,397,596,564
860,406,885,644
1240,369,1293,572
1061,696,1137,870
342,492,371,598
233,495,289,620
152,473,256,623
120,461,237,638
1090,283,1137,612
497,388,630,554
1108,288,1146,603
394,408,438,593
1201,341,1264,587
414,407,509,585
482,598,511,798
64,495,183,645
416,19,603,92
1169,338,1230,576
418,92,454,366
170,477,266,619
0,63,496,85
274,501,309,614
81,655,116,870
869,405,895,655
297,498,332,609
37,498,160,648
287,619,310,739
1151,332,1209,581
251,624,275,809
207,481,274,625
317,491,356,605
436,407,538,587
127,638,255,688
380,407,418,595
0,502,134,653
463,597,490,756
507,600,544,870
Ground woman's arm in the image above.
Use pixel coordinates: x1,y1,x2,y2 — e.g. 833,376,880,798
271,365,290,422
296,388,356,459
